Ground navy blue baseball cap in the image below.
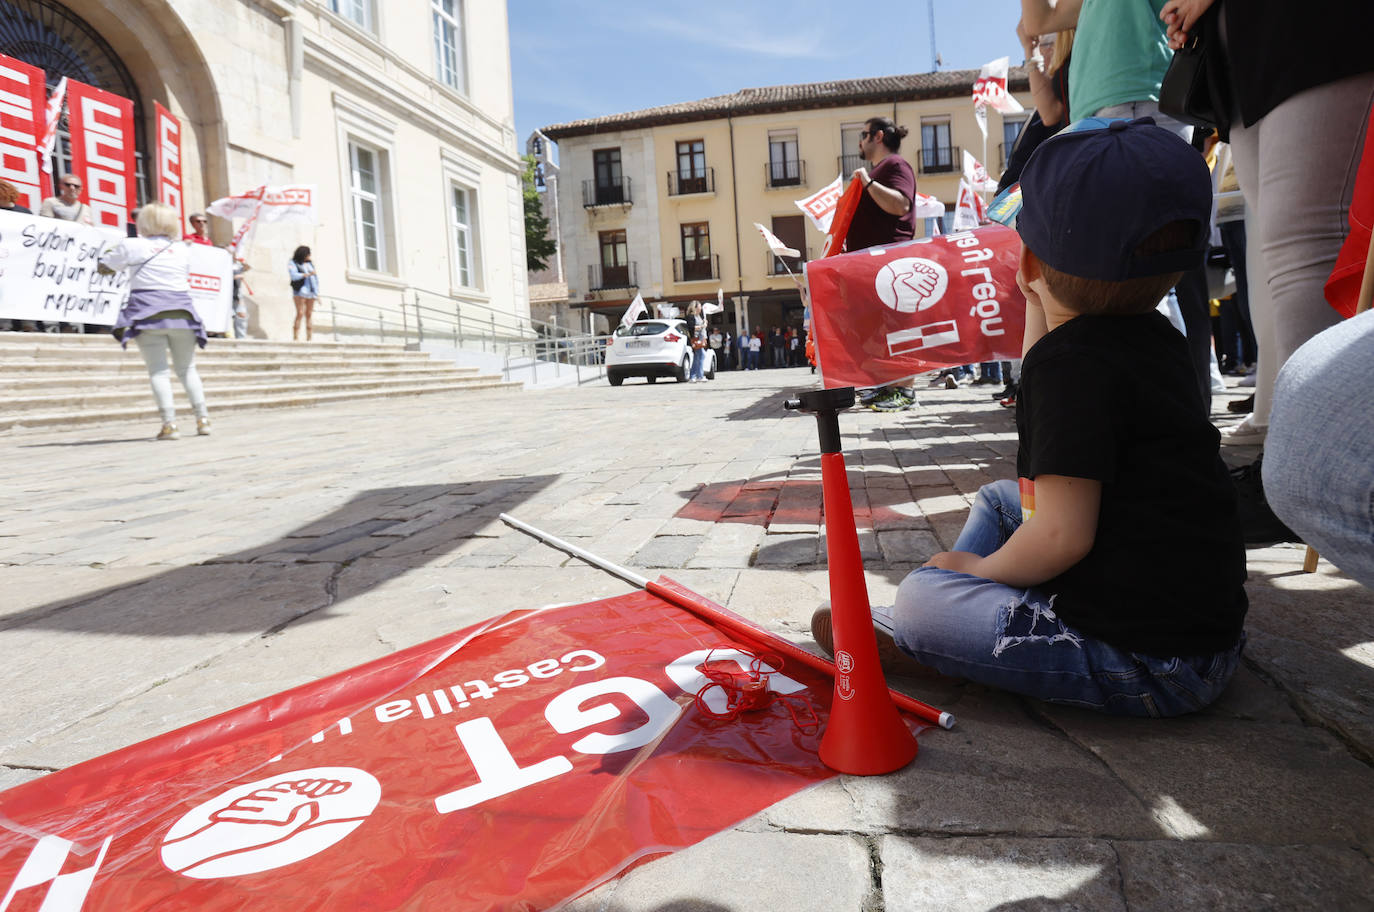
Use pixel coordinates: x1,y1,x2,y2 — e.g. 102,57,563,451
1017,117,1211,281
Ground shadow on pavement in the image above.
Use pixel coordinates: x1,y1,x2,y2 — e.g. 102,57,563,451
0,477,556,638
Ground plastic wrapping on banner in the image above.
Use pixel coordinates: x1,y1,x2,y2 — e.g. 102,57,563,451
0,589,928,911
806,223,1028,390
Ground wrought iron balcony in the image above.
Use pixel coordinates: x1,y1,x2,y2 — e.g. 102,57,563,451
673,254,719,283
588,261,637,291
837,153,864,179
582,178,633,208
918,146,960,175
765,159,806,189
667,168,715,196
766,248,810,277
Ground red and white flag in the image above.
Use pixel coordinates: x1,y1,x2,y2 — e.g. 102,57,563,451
971,56,1024,140
154,102,184,223
808,224,1026,389
39,75,67,195
952,179,988,231
913,192,946,221
962,150,999,192
0,53,49,210
620,291,647,328
794,174,844,233
66,79,137,229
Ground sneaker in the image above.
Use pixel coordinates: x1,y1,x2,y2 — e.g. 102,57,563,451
943,374,959,389
1230,456,1298,544
810,606,939,678
870,389,916,412
857,387,883,404
1220,415,1267,446
156,422,179,441
196,416,212,436
1227,394,1254,414
992,382,1015,400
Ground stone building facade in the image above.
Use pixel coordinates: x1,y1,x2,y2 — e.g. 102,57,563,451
0,0,529,338
538,70,1030,335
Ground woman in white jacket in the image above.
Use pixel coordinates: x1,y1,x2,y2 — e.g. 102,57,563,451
101,202,210,440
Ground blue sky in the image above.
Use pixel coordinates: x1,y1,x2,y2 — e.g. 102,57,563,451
510,0,1025,152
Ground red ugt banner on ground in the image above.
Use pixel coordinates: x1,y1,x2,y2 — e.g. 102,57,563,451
807,223,1027,389
0,589,852,911
0,53,48,211
66,80,136,230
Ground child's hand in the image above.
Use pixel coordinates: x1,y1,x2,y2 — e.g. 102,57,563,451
923,551,983,575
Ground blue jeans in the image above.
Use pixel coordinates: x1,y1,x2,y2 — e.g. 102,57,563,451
690,346,706,380
748,349,759,369
1265,309,1374,589
882,479,1243,717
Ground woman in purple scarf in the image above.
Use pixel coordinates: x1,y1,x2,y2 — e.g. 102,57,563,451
101,202,211,440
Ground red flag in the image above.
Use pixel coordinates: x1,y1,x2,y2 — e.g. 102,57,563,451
808,224,1027,389
0,589,893,911
0,53,48,210
1324,104,1374,318
154,102,184,225
819,175,866,257
66,80,137,230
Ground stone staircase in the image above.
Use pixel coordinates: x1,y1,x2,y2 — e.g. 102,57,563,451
0,331,522,432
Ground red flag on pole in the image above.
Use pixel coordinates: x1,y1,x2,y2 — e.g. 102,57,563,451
819,175,867,258
808,224,1027,389
0,589,905,911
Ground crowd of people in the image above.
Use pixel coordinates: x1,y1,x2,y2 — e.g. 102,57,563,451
809,0,1374,717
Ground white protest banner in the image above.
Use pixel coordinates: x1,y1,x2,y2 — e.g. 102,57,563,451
794,174,844,233
620,292,646,328
255,184,317,223
0,209,232,331
207,184,266,221
962,150,999,192
0,53,48,211
913,192,946,221
952,179,987,231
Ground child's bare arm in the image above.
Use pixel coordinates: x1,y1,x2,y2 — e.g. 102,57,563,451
925,474,1101,587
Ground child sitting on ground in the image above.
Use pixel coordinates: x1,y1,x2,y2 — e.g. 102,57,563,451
814,118,1248,716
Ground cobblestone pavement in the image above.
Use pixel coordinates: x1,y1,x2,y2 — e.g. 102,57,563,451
2,367,1372,910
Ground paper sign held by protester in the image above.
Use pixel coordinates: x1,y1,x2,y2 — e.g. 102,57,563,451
806,224,1026,389
0,590,867,912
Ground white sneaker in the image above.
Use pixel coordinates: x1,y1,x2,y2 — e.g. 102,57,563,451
1220,415,1267,446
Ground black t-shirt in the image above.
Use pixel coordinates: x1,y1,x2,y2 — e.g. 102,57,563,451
1016,312,1247,657
846,154,917,252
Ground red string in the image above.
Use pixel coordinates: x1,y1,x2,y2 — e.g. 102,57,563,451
692,646,819,735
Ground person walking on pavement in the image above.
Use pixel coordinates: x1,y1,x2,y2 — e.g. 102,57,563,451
100,202,211,440
685,301,707,382
288,246,319,341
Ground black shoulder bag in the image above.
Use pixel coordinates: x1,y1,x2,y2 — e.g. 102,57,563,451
1158,3,1232,137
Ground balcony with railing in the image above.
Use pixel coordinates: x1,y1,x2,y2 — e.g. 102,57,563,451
998,141,1011,173
582,178,633,208
588,261,637,291
918,146,960,174
673,254,720,283
837,153,864,179
766,247,810,277
667,168,715,196
765,159,806,189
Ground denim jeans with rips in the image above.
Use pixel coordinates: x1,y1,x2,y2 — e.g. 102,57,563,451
881,479,1244,717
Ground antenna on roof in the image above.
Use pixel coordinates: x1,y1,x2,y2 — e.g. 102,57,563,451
928,0,940,71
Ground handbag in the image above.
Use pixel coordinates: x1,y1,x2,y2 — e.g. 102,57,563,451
1158,4,1231,133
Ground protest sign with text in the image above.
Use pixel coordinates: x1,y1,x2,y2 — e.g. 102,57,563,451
0,588,876,911
0,210,233,331
806,224,1027,389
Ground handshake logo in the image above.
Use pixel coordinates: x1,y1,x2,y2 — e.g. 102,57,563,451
875,257,948,314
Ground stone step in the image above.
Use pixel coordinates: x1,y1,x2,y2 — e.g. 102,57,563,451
0,331,406,352
0,379,523,431
0,348,440,365
1,372,510,414
3,365,475,392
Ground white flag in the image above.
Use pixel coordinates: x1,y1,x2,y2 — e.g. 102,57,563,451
962,150,999,192
952,179,988,231
620,292,647,329
753,222,800,258
39,77,67,176
208,184,317,224
971,57,1025,115
703,288,724,315
794,174,845,233
912,192,946,221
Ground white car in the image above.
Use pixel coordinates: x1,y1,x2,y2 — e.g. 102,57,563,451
605,319,716,386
